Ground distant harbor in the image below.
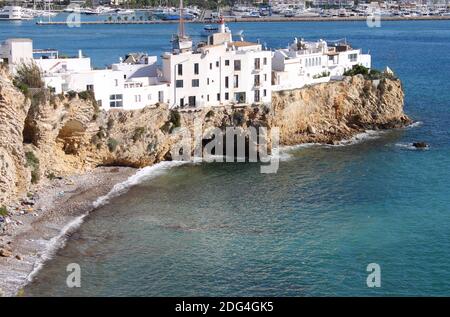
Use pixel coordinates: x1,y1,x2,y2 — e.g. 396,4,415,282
35,15,450,26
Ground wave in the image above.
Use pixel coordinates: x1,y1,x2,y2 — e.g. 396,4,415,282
278,143,319,161
330,130,384,147
407,121,423,129
93,161,187,209
20,161,188,292
26,214,87,283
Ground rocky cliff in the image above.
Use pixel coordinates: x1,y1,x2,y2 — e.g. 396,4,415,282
0,71,411,206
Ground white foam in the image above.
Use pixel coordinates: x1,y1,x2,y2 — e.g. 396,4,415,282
10,161,188,294
395,142,429,151
26,214,87,283
407,121,423,129
93,161,187,208
331,130,384,147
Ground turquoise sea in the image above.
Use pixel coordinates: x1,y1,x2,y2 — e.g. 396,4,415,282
1,17,450,296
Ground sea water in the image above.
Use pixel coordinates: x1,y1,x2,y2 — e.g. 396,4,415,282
1,19,450,296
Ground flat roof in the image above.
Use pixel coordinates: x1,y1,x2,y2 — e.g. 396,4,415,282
228,41,260,48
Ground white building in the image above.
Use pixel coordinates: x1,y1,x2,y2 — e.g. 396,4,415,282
1,20,372,111
161,18,272,108
0,38,34,71
272,38,371,91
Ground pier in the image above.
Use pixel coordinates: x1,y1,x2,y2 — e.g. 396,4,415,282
36,15,450,26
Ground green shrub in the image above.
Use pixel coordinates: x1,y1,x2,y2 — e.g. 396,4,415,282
206,110,215,118
107,138,119,152
344,64,370,77
0,206,8,217
25,151,39,168
169,111,181,128
25,151,40,184
313,71,330,79
66,90,77,100
132,127,146,142
13,62,44,94
107,118,115,130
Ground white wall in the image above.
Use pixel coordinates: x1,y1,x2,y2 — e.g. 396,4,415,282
35,57,91,74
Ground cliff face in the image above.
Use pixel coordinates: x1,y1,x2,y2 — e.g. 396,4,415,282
272,75,410,145
0,69,31,205
0,72,410,205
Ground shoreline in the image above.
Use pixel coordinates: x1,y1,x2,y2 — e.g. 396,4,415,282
0,166,136,297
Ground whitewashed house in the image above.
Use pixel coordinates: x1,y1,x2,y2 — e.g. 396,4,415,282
272,38,371,91
161,18,272,108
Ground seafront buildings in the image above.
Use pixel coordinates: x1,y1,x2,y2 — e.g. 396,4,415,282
0,17,371,111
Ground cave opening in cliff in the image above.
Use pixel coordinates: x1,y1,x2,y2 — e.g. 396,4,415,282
22,118,38,146
57,120,86,155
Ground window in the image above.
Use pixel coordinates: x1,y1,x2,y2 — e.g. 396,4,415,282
217,93,220,101
234,60,241,71
254,90,260,103
114,79,119,87
158,91,164,103
189,96,196,107
349,53,358,62
235,92,246,104
225,76,229,88
148,94,152,100
134,95,141,102
86,84,94,91
225,92,229,100
263,57,267,65
255,58,261,70
207,95,210,102
177,64,183,76
109,94,123,108
194,63,199,75
176,80,183,88
210,63,213,70
192,79,200,87
225,60,230,66
254,75,260,87
264,74,268,82
263,89,267,97
180,98,184,106
216,61,219,67
234,75,239,88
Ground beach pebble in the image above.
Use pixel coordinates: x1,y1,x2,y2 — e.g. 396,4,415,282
0,248,12,257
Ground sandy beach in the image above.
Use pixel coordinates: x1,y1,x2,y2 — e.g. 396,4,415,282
0,166,136,297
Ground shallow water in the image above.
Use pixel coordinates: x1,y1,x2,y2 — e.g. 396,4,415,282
1,19,449,296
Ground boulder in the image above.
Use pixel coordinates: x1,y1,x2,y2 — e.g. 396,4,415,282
307,125,316,135
0,248,12,257
413,142,428,149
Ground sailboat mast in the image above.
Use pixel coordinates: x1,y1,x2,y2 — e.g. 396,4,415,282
179,0,185,38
